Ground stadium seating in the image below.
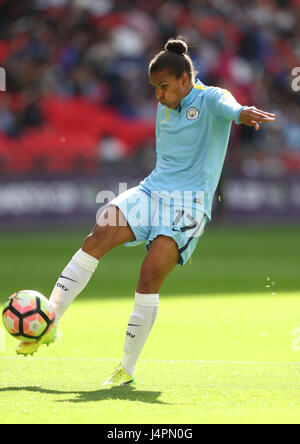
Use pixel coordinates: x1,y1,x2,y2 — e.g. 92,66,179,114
0,96,155,172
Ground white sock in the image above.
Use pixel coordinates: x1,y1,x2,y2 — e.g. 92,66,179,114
121,292,159,377
49,249,99,326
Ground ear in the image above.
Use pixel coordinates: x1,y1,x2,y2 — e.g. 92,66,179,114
181,71,189,86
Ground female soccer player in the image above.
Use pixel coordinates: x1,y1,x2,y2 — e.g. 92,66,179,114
16,38,275,386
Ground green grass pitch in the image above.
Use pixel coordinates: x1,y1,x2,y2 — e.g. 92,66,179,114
0,224,299,424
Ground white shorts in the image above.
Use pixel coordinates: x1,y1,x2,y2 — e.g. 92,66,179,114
109,186,208,266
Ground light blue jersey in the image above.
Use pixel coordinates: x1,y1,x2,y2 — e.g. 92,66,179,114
139,79,245,221
110,79,246,265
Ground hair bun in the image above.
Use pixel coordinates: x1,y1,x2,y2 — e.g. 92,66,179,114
164,38,188,55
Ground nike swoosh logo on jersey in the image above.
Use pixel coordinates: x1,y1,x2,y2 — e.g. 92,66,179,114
128,324,140,327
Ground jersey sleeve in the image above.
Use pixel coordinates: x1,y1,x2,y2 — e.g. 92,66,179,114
156,103,164,138
155,104,163,158
205,87,246,124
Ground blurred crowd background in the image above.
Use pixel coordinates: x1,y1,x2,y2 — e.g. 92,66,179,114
0,0,299,224
0,0,299,174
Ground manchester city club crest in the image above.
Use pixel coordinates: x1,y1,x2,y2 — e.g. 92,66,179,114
186,107,199,120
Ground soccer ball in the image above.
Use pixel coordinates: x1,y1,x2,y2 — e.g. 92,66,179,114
2,290,55,343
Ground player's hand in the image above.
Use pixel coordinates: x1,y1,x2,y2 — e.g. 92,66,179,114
239,106,275,131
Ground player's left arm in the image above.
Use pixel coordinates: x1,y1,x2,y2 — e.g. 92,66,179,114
238,106,275,131
205,87,275,129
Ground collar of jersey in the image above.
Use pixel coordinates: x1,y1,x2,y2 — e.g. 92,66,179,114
175,79,205,112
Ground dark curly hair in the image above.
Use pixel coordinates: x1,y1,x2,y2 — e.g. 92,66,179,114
149,36,197,82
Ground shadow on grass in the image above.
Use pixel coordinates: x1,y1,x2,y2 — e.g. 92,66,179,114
0,385,168,405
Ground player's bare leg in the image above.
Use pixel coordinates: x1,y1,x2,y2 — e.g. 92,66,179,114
17,206,134,356
82,205,135,259
136,234,179,294
103,235,179,386
49,205,135,324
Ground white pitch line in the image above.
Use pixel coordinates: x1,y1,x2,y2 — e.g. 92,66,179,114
1,356,300,366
